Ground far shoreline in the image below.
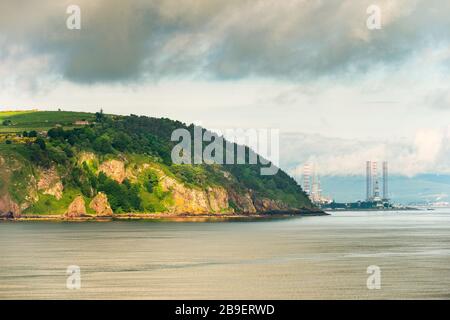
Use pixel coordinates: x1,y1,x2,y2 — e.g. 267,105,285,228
0,209,329,222
322,207,419,212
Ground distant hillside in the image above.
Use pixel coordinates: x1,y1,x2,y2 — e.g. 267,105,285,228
0,110,314,217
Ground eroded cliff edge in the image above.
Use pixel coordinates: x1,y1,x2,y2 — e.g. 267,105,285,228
0,111,321,219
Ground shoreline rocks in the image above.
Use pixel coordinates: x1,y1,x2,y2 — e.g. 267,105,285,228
65,195,87,218
89,192,113,216
0,194,21,219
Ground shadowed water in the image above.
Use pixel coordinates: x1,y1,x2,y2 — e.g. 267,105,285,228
0,210,449,299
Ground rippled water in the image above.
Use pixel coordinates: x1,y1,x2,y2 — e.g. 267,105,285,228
1,210,449,299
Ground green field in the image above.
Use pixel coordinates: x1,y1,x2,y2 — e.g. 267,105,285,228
0,110,96,133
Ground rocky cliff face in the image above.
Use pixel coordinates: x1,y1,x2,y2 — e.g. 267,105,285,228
99,159,126,183
0,111,314,218
206,187,229,212
37,167,63,200
0,194,21,218
65,196,87,218
253,197,287,212
1,157,309,216
89,192,113,216
158,171,293,214
77,152,96,165
0,154,37,217
1,155,311,216
228,190,257,213
160,175,231,214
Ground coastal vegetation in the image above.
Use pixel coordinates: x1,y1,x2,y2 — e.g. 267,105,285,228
0,110,313,218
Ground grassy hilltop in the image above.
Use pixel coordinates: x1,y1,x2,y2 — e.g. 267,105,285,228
0,110,313,217
0,110,96,133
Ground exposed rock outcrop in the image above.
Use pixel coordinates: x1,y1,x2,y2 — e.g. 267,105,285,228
0,194,21,218
24,175,39,205
1,151,311,217
37,167,63,200
158,171,289,214
206,187,230,212
160,175,231,214
77,152,96,165
253,198,287,212
65,196,86,218
228,190,257,213
99,159,126,183
89,192,113,216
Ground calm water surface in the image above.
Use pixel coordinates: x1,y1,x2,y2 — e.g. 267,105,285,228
0,210,449,299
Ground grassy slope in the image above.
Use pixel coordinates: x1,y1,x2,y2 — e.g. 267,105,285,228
0,110,96,133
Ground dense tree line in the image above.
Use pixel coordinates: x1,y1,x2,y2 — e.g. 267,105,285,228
19,113,309,209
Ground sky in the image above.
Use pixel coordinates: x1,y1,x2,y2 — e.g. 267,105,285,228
1,0,450,179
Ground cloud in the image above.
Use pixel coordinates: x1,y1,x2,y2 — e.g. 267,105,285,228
1,0,450,84
425,89,450,110
0,44,55,93
280,126,450,177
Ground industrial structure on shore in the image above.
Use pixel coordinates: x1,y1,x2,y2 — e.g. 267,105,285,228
305,160,396,210
366,160,389,202
302,163,332,205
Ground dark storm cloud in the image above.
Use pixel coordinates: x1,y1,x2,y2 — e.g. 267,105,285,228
1,0,450,83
